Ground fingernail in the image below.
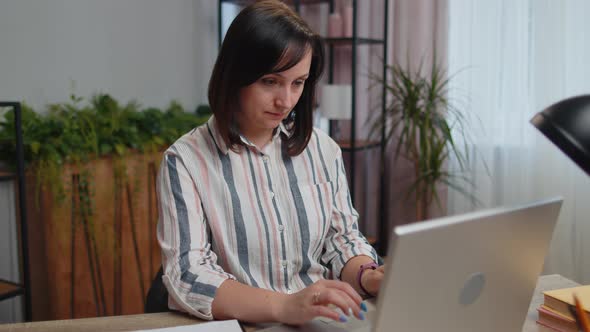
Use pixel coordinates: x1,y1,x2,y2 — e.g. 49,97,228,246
359,311,366,321
360,301,368,312
348,307,353,317
339,314,348,323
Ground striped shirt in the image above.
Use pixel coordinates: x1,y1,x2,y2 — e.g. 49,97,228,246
157,116,378,320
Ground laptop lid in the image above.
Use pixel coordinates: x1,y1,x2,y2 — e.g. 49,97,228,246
374,197,563,332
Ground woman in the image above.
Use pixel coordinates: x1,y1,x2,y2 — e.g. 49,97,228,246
157,0,385,325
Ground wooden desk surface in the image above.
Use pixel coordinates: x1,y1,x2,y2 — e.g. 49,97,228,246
0,274,580,332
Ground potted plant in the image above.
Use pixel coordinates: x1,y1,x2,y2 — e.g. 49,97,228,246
0,94,211,320
372,58,477,221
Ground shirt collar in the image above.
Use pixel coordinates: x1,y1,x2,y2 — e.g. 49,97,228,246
207,115,290,155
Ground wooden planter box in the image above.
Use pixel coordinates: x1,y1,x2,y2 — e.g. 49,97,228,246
26,151,163,321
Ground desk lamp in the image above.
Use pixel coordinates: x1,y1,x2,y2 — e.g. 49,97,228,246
530,95,590,176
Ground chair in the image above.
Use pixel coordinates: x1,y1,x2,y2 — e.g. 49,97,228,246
145,267,170,313
0,102,31,321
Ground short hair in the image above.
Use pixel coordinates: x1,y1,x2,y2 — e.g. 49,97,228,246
208,0,324,156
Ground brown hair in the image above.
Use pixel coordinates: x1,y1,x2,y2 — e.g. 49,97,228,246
208,0,324,156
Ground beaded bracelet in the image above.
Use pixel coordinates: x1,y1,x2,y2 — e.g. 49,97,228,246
357,262,378,296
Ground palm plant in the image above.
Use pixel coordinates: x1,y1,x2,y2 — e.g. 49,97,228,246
372,59,475,221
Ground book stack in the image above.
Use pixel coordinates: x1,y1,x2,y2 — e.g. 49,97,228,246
537,285,590,332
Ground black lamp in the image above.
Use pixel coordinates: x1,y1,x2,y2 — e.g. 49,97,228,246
530,95,590,177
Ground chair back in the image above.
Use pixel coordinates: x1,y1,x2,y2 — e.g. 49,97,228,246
145,267,170,313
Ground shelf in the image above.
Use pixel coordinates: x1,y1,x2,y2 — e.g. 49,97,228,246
221,0,328,5
338,140,381,152
0,279,24,301
0,170,16,181
323,37,385,46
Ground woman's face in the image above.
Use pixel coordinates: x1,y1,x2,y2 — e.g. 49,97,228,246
237,48,312,143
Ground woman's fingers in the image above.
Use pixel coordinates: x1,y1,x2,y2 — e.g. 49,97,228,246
320,279,363,304
310,304,343,322
290,279,369,324
318,289,359,318
312,281,365,320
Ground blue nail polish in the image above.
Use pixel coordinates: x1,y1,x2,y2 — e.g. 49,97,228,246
339,314,348,323
359,312,365,321
360,302,368,312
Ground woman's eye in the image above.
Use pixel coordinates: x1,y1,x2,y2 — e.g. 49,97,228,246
261,78,276,86
293,80,305,87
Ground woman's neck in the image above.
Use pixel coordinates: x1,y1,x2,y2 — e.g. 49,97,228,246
241,128,275,149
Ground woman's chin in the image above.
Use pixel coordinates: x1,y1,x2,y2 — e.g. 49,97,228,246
262,117,286,129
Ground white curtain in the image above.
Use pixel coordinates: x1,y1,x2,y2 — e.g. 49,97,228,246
447,0,590,283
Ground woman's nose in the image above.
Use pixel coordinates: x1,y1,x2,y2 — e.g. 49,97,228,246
275,87,294,109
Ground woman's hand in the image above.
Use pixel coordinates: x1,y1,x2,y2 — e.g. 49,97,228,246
361,265,386,296
274,279,367,325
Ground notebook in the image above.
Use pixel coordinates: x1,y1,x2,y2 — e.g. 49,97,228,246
260,197,563,332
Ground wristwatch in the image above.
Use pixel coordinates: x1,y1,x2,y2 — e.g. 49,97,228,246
358,262,379,296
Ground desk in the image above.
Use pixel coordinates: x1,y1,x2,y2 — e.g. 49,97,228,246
0,274,580,332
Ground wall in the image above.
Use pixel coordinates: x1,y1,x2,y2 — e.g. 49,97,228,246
0,0,217,322
0,0,217,110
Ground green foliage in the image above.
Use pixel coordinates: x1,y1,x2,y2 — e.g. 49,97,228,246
195,104,212,117
0,93,210,167
0,93,210,205
371,59,478,220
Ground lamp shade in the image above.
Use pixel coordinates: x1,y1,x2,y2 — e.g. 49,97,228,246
530,95,590,176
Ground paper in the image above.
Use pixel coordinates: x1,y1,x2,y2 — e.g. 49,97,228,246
135,319,242,332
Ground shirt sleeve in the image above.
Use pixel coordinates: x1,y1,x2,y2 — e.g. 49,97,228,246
157,149,236,320
321,148,379,279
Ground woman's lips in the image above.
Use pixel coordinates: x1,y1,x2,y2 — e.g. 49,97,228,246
265,111,285,119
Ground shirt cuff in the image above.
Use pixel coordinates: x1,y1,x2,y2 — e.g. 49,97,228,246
331,241,378,280
162,269,236,320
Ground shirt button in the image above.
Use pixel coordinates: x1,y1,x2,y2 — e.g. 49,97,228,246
278,225,285,232
282,261,288,268
270,191,275,199
263,156,270,163
286,289,293,294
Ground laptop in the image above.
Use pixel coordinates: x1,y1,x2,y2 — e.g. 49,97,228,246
259,197,563,332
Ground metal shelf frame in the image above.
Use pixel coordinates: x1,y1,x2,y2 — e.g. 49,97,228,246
325,0,389,255
0,101,32,321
